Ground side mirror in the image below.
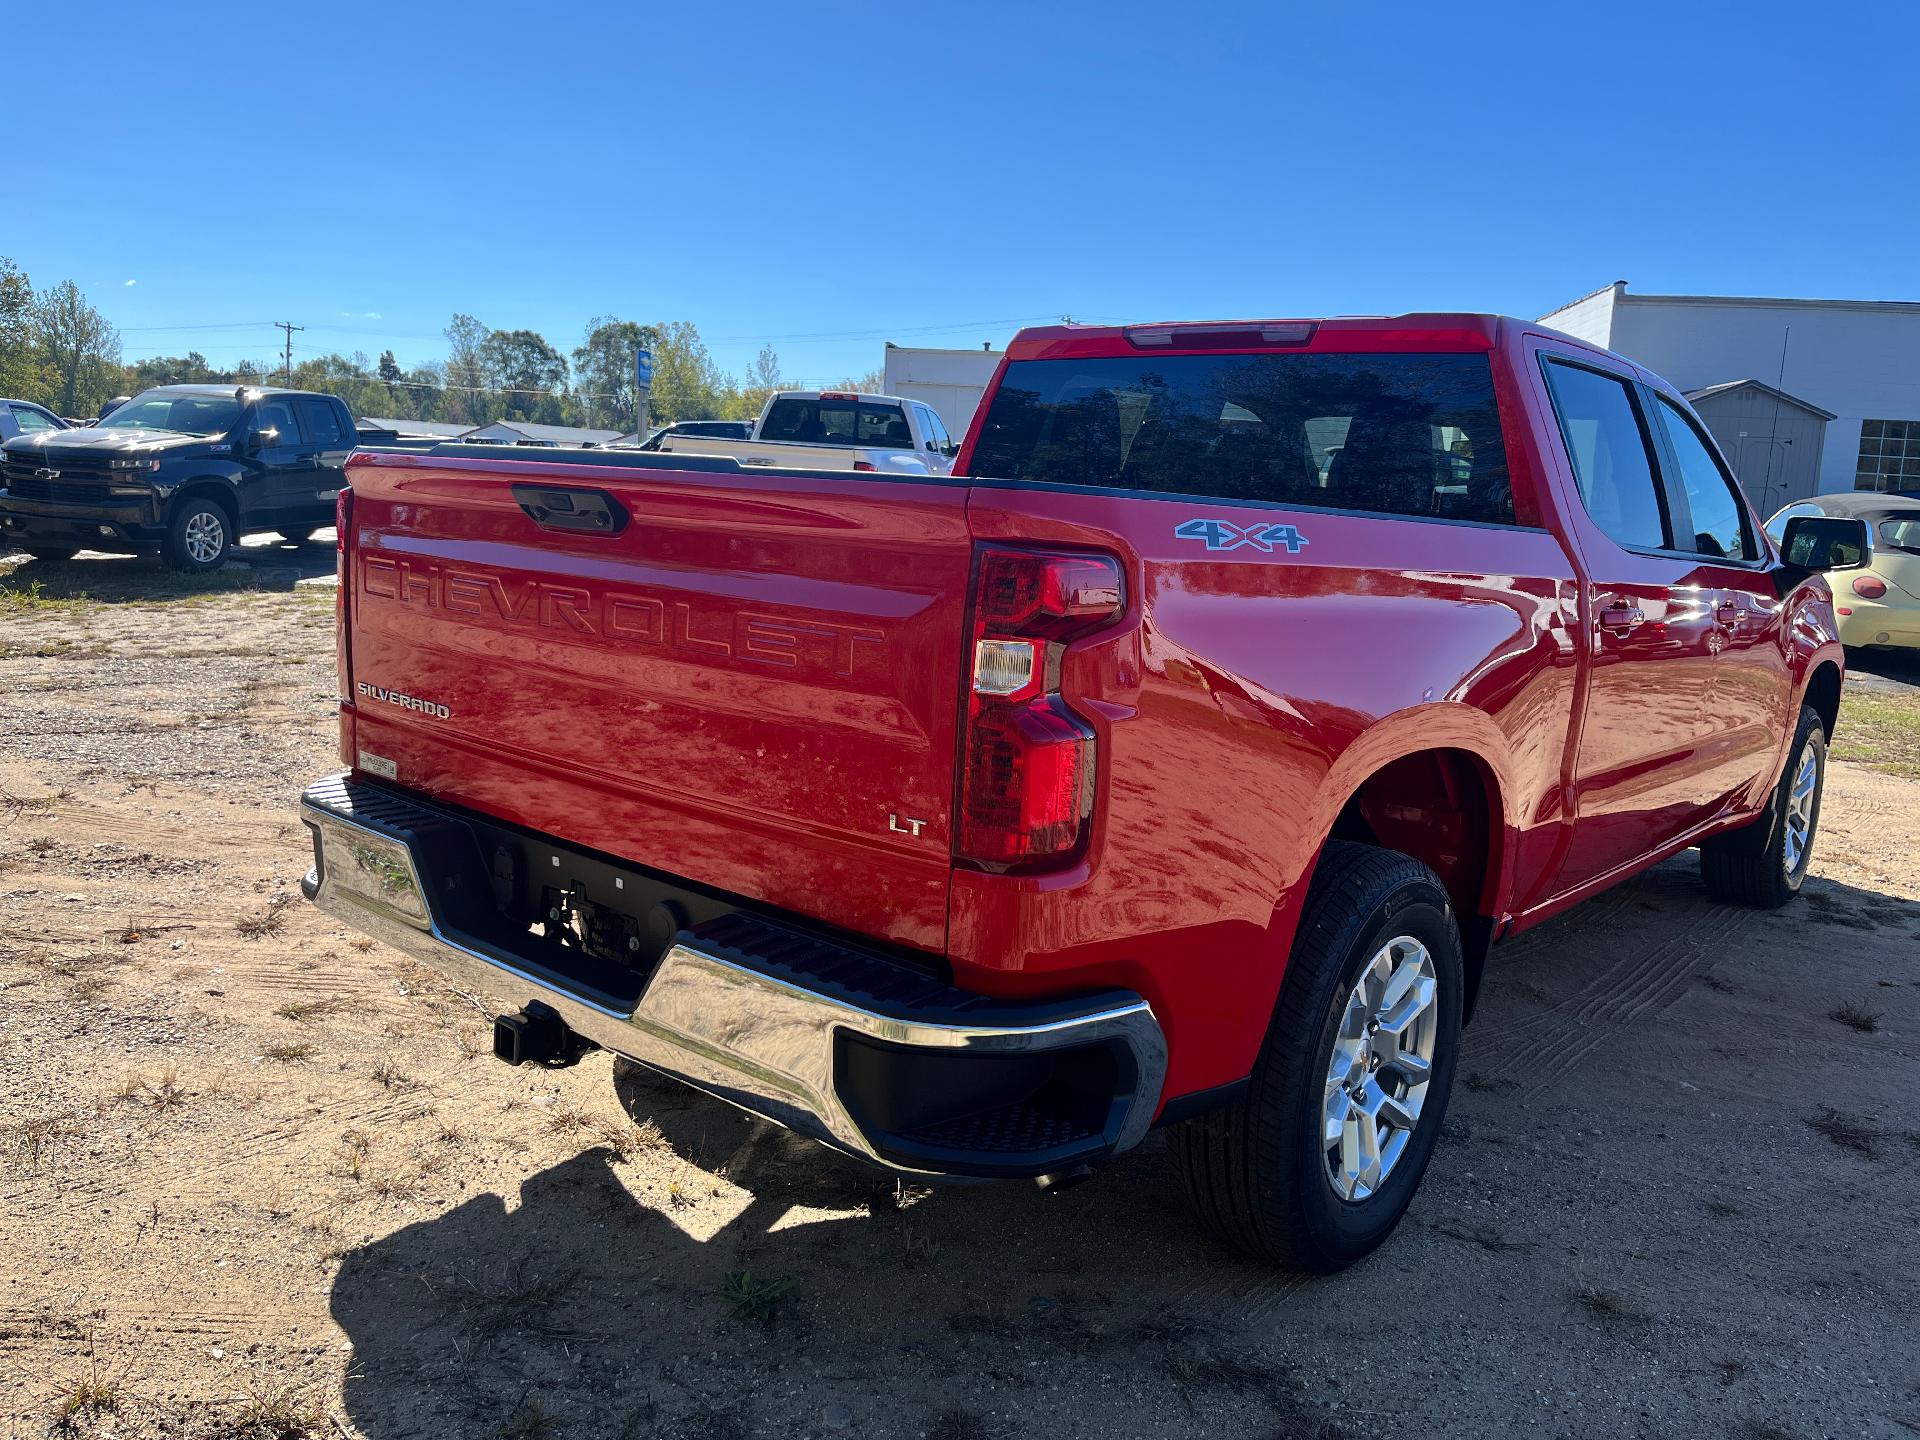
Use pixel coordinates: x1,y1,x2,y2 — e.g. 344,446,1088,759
942,442,960,458
1781,515,1870,571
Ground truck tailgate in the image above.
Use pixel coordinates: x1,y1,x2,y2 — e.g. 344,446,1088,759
341,451,972,956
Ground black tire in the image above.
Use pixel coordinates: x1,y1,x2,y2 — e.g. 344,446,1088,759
1700,704,1826,908
19,544,77,562
160,496,232,573
1167,841,1464,1272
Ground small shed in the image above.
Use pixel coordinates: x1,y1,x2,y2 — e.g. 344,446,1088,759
1683,380,1835,513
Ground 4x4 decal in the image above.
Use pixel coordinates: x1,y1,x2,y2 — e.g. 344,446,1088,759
1174,518,1309,554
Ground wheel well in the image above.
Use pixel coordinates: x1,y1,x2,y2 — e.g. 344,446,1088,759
1804,660,1841,742
1327,748,1501,1022
172,481,239,527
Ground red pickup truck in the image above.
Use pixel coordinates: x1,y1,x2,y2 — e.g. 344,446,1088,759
300,314,1866,1272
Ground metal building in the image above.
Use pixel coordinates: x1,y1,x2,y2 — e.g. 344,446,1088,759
1681,380,1834,513
1540,281,1920,498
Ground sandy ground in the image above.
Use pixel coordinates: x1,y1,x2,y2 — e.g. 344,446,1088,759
2,547,1918,1440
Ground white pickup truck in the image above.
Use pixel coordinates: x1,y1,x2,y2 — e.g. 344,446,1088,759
652,390,959,475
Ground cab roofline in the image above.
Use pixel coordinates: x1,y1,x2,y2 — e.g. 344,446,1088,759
1004,313,1511,360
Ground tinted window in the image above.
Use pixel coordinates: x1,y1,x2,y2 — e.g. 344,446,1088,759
1541,361,1667,551
968,352,1514,523
253,397,301,443
929,410,952,451
96,390,242,436
294,397,346,446
761,398,913,450
1656,396,1752,561
12,405,56,432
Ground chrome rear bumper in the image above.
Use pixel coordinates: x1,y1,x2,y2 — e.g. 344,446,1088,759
299,774,1166,1178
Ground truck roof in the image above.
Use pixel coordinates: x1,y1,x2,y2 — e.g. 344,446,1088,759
1004,313,1612,363
137,383,334,400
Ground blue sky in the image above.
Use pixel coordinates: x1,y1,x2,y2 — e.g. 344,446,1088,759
7,1,1915,384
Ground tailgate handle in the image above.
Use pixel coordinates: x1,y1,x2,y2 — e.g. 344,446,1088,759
511,485,628,535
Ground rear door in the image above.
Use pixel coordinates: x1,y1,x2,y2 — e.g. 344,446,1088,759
1532,348,1728,894
246,395,312,521
342,452,974,956
293,397,356,514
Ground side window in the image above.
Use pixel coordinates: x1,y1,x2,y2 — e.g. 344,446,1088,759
1542,359,1668,551
858,403,913,449
12,405,56,432
929,409,952,453
1655,396,1753,562
917,405,939,451
253,398,302,444
293,397,347,447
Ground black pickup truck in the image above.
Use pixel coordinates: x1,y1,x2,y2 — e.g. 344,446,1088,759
0,384,357,572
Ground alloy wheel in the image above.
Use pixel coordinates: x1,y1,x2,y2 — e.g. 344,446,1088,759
1322,935,1439,1201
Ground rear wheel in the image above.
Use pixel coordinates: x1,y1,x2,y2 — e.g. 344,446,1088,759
1167,841,1464,1271
161,497,232,573
1700,704,1826,908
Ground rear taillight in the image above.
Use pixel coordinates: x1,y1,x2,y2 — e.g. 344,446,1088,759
956,547,1123,869
334,488,354,745
1851,575,1887,599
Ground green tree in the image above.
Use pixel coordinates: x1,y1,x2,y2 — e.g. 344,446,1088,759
646,320,726,425
442,313,495,426
481,329,568,424
34,279,121,415
377,348,402,399
0,257,49,402
723,343,784,421
571,317,659,433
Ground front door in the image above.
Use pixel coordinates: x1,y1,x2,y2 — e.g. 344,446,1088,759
247,395,313,524
1649,392,1794,814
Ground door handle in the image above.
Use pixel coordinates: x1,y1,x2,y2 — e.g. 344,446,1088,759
1598,600,1645,636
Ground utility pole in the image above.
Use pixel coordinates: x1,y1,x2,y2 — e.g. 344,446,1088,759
273,321,304,385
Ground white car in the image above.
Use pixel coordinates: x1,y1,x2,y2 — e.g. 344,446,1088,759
653,391,958,476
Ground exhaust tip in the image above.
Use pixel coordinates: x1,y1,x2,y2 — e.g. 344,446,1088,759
1033,1165,1094,1196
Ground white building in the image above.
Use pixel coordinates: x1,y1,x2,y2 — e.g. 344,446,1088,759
881,344,1002,440
1539,282,1920,506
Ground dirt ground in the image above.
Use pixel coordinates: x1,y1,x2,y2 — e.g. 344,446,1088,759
3,545,1918,1440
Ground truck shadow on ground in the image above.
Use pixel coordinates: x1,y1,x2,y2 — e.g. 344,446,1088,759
326,860,1920,1440
0,539,336,598
327,1061,1346,1440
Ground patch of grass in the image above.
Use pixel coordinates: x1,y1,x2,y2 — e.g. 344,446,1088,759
369,1057,412,1089
262,1041,316,1063
0,577,93,618
719,1270,794,1325
27,834,56,855
275,996,346,1022
1809,1106,1881,1157
336,1129,374,1180
235,895,294,940
1828,998,1883,1034
216,1380,326,1439
119,1066,188,1112
54,1368,119,1422
1832,691,1920,780
1570,1285,1651,1326
545,1106,665,1159
6,1113,80,1171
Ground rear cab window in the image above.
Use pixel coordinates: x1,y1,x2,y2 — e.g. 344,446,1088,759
966,351,1516,525
1539,359,1670,552
761,397,915,450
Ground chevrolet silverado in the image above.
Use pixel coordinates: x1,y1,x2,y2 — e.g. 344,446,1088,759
299,314,1863,1271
